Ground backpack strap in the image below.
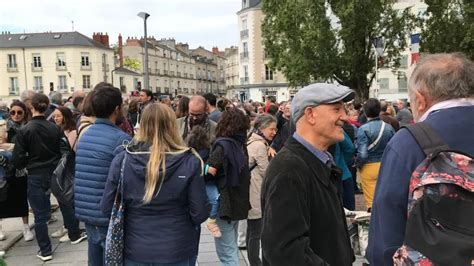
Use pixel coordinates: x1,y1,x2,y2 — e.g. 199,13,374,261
403,122,450,156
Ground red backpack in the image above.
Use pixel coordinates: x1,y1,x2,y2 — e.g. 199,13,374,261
393,123,474,266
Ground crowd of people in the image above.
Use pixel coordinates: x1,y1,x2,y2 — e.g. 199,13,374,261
0,52,472,265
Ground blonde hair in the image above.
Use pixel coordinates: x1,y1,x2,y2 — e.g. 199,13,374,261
134,103,193,203
386,105,396,117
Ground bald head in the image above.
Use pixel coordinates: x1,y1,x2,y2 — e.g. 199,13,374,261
189,96,207,114
72,90,86,99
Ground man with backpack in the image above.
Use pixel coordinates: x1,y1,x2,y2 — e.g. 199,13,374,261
367,53,474,265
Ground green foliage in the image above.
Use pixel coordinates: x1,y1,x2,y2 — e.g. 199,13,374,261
262,0,416,101
123,57,141,72
421,0,473,60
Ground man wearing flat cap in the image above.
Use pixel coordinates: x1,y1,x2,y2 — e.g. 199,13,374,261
261,83,355,266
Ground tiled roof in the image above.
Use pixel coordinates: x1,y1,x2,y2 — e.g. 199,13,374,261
0,31,111,50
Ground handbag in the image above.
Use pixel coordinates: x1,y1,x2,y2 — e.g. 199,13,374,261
51,137,75,207
105,153,127,266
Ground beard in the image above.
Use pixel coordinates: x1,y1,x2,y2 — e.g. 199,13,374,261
189,115,207,130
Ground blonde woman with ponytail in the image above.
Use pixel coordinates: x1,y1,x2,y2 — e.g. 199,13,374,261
101,103,210,266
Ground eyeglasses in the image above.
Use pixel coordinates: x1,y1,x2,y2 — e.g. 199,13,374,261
10,110,24,116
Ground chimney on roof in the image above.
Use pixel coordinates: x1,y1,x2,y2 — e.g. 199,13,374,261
118,34,123,67
176,43,189,54
212,47,220,54
92,32,109,47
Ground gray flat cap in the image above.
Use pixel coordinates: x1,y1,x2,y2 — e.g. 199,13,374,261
291,83,355,122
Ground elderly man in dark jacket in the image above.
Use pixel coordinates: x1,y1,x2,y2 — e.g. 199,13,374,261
367,53,474,265
261,83,355,266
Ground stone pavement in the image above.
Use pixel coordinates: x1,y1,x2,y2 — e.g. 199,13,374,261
0,203,248,265
1,195,367,265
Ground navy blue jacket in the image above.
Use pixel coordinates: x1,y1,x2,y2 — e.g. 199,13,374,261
367,106,474,265
100,142,210,264
74,118,131,226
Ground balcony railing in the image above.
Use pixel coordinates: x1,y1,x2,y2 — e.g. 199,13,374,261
81,64,91,70
56,63,67,71
7,64,18,72
9,87,19,96
33,86,44,93
240,29,249,39
240,52,249,60
240,77,249,84
31,63,42,72
57,85,68,93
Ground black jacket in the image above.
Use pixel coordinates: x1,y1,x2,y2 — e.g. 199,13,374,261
261,137,354,266
207,144,251,221
12,116,62,175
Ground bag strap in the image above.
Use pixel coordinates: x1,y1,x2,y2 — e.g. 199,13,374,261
403,122,450,156
249,163,257,172
117,153,127,202
368,121,386,150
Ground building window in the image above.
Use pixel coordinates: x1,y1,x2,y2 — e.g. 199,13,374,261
119,77,124,88
34,76,43,92
398,74,408,92
265,65,274,80
82,75,91,89
58,75,67,91
400,55,408,69
242,0,248,9
81,53,90,66
33,53,42,68
9,77,19,95
57,52,66,67
241,43,249,59
102,54,108,70
7,54,17,68
379,78,389,91
157,87,161,93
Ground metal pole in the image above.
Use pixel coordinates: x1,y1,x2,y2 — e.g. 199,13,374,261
138,12,150,91
374,47,378,98
143,19,149,91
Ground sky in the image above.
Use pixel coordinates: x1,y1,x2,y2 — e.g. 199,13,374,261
0,0,241,51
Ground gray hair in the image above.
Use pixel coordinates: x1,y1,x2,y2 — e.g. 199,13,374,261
49,91,63,105
408,53,474,102
253,114,277,130
20,90,36,102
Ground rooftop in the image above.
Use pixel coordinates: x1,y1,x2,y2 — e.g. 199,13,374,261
0,31,111,50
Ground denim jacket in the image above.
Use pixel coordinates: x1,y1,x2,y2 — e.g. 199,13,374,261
356,117,395,168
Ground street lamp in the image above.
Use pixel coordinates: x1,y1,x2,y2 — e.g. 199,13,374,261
137,12,150,92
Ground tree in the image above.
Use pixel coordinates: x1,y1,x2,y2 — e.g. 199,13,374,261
123,57,141,72
262,0,416,101
421,0,473,59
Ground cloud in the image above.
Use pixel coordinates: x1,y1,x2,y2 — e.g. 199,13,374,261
0,0,241,50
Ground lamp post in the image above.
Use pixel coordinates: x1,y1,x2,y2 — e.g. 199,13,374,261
137,12,150,92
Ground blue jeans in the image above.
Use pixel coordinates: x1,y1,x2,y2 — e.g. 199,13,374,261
27,174,52,256
342,178,356,211
58,201,81,241
214,218,239,266
85,223,108,266
205,183,219,218
124,257,196,266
